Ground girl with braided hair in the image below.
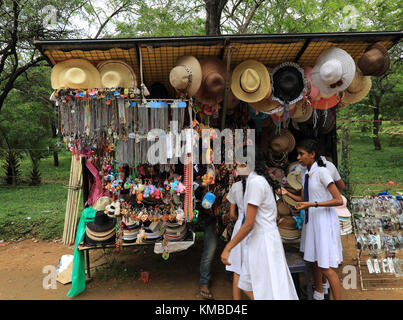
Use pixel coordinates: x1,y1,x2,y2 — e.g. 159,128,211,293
221,147,298,300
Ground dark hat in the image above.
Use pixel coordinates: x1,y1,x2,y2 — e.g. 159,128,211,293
358,43,390,77
148,82,170,99
86,211,116,233
271,62,306,105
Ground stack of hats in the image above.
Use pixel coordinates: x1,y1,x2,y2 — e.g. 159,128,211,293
277,198,301,241
143,221,163,243
165,221,189,242
335,195,353,236
85,211,116,246
122,215,141,243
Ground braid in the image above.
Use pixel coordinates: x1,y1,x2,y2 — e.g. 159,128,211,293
254,156,279,199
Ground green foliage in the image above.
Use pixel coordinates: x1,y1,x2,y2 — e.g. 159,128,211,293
1,151,22,185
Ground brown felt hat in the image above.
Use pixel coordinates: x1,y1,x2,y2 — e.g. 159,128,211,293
194,57,227,105
279,227,301,240
358,43,390,77
291,99,313,123
287,170,302,191
278,215,297,230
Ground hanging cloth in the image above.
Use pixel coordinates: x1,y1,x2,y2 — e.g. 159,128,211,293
66,206,97,298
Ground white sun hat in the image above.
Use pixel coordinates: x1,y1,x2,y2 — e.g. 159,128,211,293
311,48,356,96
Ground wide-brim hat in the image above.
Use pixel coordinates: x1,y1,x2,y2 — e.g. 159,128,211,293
287,170,302,190
231,60,272,103
291,100,313,123
195,57,227,105
342,68,372,104
311,48,356,96
86,211,116,233
358,43,390,77
270,129,296,153
97,60,137,89
305,66,340,110
92,196,113,211
227,89,241,111
51,59,102,89
249,94,281,112
271,62,306,105
85,225,115,240
278,216,297,230
335,195,352,218
169,55,202,96
269,103,296,122
279,228,301,240
277,199,291,216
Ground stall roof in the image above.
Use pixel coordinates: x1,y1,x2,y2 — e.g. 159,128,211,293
35,31,403,96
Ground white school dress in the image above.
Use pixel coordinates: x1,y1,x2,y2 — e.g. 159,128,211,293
237,172,298,300
299,162,343,269
299,157,342,253
225,181,247,275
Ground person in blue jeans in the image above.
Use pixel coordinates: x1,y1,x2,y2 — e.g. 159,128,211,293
199,212,218,300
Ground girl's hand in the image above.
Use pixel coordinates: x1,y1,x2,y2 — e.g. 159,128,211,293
221,246,231,266
295,202,312,210
276,187,288,196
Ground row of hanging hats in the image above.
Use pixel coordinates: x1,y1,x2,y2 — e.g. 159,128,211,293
51,59,138,90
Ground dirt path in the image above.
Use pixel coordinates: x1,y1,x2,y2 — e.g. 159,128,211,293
0,234,402,300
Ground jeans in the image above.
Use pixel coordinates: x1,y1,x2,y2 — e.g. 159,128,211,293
199,219,218,286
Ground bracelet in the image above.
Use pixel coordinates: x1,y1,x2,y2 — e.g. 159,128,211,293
315,201,318,208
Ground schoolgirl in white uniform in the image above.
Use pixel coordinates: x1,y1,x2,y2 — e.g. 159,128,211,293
225,176,248,300
280,139,343,300
221,151,298,300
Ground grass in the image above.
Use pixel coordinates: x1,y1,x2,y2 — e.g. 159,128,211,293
0,132,402,241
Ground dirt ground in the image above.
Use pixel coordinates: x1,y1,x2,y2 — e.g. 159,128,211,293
0,233,402,300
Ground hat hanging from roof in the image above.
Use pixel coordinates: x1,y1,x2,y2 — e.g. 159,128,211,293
51,58,102,89
249,94,281,113
358,43,390,77
169,55,202,97
291,100,313,123
342,68,372,105
271,62,306,106
269,103,296,123
227,89,241,111
97,60,137,89
231,60,272,103
270,129,296,153
194,57,227,105
311,48,356,96
304,66,340,110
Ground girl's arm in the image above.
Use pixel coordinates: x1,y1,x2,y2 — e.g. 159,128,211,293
221,203,258,266
229,203,237,221
295,182,343,210
277,187,304,202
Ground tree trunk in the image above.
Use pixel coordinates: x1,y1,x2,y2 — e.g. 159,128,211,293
373,95,382,150
205,0,228,35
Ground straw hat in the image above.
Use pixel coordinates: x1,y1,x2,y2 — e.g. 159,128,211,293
311,48,356,96
277,199,291,216
342,68,372,104
194,57,227,105
231,60,271,103
169,55,202,96
287,170,302,191
269,103,296,123
270,129,296,153
283,194,297,207
358,43,390,77
271,62,306,105
92,196,113,211
249,94,281,112
97,60,137,89
291,100,313,123
279,228,301,240
51,58,102,89
278,216,297,230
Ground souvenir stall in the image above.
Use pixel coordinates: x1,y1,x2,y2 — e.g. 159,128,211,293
35,31,402,297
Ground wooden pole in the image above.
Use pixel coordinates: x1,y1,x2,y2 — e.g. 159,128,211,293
221,45,232,131
65,154,77,245
63,154,74,245
69,159,82,245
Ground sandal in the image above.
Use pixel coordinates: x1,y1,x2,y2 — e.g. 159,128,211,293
199,289,214,300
